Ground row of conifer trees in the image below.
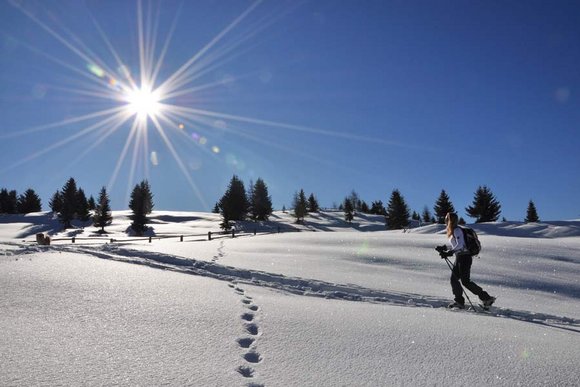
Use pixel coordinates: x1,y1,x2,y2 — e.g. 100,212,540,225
1,177,541,233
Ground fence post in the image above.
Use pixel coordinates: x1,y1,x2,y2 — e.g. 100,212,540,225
180,235,183,242
254,228,257,236
208,231,212,241
149,237,152,243
72,237,75,244
232,229,235,238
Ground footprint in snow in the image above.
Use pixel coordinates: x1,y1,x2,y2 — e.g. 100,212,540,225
237,337,255,349
243,351,263,364
241,313,254,322
245,323,259,336
237,365,254,378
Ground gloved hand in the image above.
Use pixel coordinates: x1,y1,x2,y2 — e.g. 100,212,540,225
435,245,453,259
441,250,454,259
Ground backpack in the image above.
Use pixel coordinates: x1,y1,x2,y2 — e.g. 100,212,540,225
459,226,481,256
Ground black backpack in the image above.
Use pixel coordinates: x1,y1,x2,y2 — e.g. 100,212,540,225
460,226,481,256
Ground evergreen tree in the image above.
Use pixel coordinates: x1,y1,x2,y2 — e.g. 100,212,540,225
307,193,320,213
347,190,361,211
525,200,540,223
140,180,154,214
422,206,432,223
218,175,248,230
93,187,112,233
88,195,96,211
76,188,90,221
433,190,455,224
49,191,63,214
360,201,369,214
0,189,18,214
129,182,149,235
386,189,410,230
17,189,42,213
251,178,273,221
343,198,354,223
292,189,308,224
465,185,502,223
370,200,387,216
412,211,420,221
59,178,78,229
212,202,220,214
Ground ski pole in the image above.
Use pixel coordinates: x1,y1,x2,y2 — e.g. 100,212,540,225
444,257,478,312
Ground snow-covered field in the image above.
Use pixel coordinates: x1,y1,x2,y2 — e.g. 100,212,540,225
1,211,579,386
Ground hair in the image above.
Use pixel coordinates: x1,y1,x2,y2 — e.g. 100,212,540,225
445,212,459,238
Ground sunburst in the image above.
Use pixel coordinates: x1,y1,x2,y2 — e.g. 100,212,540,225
1,0,407,210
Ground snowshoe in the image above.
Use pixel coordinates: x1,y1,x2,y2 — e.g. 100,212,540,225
480,296,496,311
447,302,465,309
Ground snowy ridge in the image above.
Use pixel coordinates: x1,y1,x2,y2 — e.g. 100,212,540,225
25,243,578,334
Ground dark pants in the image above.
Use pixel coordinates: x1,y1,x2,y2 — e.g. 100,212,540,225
450,254,490,304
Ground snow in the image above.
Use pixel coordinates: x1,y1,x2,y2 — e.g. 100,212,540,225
1,211,579,386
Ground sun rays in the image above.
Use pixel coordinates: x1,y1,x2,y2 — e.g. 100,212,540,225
1,0,414,210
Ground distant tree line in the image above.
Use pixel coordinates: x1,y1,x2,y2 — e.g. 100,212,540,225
0,177,154,236
3,178,546,235
0,188,42,214
283,185,540,230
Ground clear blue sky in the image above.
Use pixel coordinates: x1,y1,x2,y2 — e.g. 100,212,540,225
1,0,579,221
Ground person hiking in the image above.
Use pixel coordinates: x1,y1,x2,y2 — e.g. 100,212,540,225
441,212,496,309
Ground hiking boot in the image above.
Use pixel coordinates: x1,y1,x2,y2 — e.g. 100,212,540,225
447,302,465,309
483,296,496,308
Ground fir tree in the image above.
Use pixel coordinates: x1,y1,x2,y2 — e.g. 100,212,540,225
421,206,432,223
251,178,273,221
212,202,220,214
93,187,112,233
370,200,386,216
307,193,320,213
344,198,354,223
88,196,96,211
76,188,90,221
140,180,154,214
292,189,308,224
433,190,455,224
525,200,540,223
347,190,361,211
0,189,18,214
386,189,410,230
17,189,42,213
49,191,63,214
59,178,78,229
218,175,248,230
465,185,502,223
360,201,369,214
129,182,150,235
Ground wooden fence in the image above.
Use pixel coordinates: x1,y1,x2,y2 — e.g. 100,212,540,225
42,226,299,246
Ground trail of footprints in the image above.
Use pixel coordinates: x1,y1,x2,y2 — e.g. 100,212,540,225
212,240,225,262
227,281,264,386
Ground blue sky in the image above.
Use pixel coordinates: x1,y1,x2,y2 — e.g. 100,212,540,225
1,0,579,221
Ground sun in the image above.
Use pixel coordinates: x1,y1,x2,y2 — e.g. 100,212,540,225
125,85,162,120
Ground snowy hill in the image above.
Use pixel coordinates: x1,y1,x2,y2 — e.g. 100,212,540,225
1,211,579,386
